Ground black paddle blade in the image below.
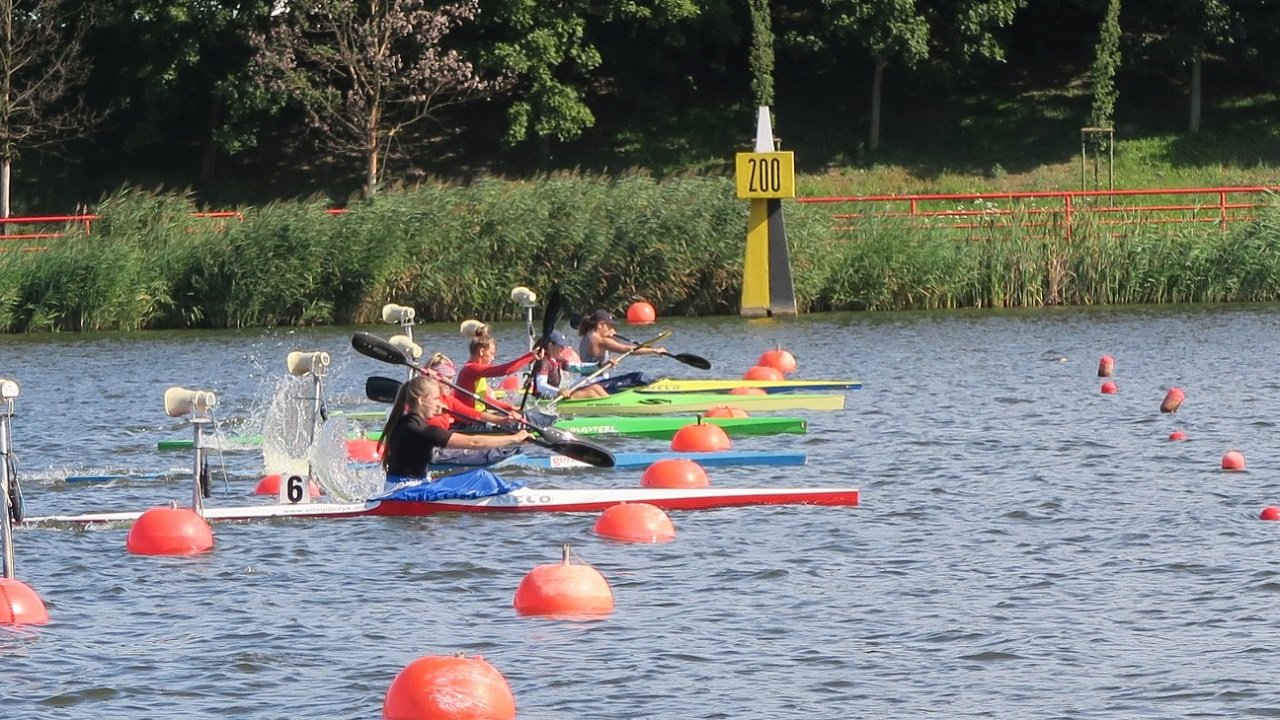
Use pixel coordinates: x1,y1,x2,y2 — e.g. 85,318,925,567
670,352,712,370
352,332,414,368
365,376,402,403
534,437,616,468
540,287,565,346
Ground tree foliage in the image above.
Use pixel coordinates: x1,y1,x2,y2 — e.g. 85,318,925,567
1090,0,1122,129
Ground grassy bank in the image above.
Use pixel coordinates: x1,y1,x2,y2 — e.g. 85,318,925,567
1,169,1278,333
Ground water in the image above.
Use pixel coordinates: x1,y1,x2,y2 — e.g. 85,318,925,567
3,305,1280,718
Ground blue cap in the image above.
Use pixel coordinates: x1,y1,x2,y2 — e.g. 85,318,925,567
547,330,570,347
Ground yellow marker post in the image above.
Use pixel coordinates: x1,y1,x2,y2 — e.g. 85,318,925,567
736,107,797,317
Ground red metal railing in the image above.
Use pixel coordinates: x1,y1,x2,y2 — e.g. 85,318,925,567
798,186,1280,240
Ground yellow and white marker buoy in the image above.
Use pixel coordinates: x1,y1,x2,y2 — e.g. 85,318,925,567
736,106,797,317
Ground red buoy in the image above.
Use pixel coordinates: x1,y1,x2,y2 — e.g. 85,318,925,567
500,375,520,392
383,654,516,720
347,438,382,463
561,346,581,364
642,458,709,488
743,365,784,381
1161,387,1185,413
1100,381,1117,394
758,347,797,375
1261,506,1280,521
513,545,614,618
1098,355,1115,377
670,421,731,452
728,387,767,396
0,578,49,626
254,474,323,497
1222,450,1246,471
703,406,749,418
594,503,676,543
126,506,213,555
626,301,656,325
1168,430,1187,441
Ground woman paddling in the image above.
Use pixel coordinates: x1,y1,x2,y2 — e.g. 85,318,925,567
532,330,615,400
577,309,665,392
455,326,536,413
379,376,531,489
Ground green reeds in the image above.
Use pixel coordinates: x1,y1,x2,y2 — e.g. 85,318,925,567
1,181,1277,333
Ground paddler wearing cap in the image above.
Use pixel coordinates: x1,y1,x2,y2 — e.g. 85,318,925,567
532,330,615,400
577,309,666,391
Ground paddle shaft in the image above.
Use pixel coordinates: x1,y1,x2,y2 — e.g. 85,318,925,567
613,331,711,370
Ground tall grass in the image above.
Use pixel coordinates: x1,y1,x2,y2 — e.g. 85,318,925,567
1,179,1277,333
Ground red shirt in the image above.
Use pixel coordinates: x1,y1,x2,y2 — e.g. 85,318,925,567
428,390,483,429
455,352,534,412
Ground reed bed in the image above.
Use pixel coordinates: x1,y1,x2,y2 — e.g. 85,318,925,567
1,180,1277,332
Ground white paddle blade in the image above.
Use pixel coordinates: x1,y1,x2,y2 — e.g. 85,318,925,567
388,335,423,361
0,378,19,399
164,387,217,418
459,319,487,336
381,303,416,324
510,286,538,306
286,350,331,377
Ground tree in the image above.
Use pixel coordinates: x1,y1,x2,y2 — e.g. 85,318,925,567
0,0,99,217
252,0,494,197
1089,0,1121,129
1127,0,1238,133
821,0,1023,152
748,0,774,109
478,0,698,164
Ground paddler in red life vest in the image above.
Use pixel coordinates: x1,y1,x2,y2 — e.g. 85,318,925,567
532,330,615,400
423,352,518,432
455,326,536,414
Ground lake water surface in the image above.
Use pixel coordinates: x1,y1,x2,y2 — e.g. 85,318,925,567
3,305,1280,718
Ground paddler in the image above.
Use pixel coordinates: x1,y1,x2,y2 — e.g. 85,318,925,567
455,326,536,414
379,376,531,489
424,352,517,431
531,330,614,400
577,309,665,392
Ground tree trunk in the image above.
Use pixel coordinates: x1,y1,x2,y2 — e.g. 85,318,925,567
366,132,379,197
869,58,887,152
201,100,221,182
0,158,10,219
1189,53,1202,134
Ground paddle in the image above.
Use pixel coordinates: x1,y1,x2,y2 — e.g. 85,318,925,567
567,313,711,370
366,375,402,404
551,329,672,406
351,332,615,468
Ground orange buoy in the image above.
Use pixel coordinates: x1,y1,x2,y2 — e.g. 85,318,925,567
703,406,748,418
500,375,520,392
1097,355,1115,377
626,301,656,325
347,438,382,463
126,506,213,555
1222,450,1246,471
0,578,49,626
1261,506,1280,521
641,458,709,488
670,421,731,452
1168,430,1187,441
593,503,676,543
1161,387,1185,413
728,387,767,396
513,545,614,618
742,365,783,381
254,474,323,497
758,347,797,374
383,654,516,720
1100,381,1117,394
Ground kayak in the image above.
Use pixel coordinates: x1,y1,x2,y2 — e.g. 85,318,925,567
158,416,809,450
637,378,862,394
552,389,845,416
22,486,860,526
488,450,805,471
76,450,806,485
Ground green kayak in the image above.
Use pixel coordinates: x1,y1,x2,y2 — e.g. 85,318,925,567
551,389,844,416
